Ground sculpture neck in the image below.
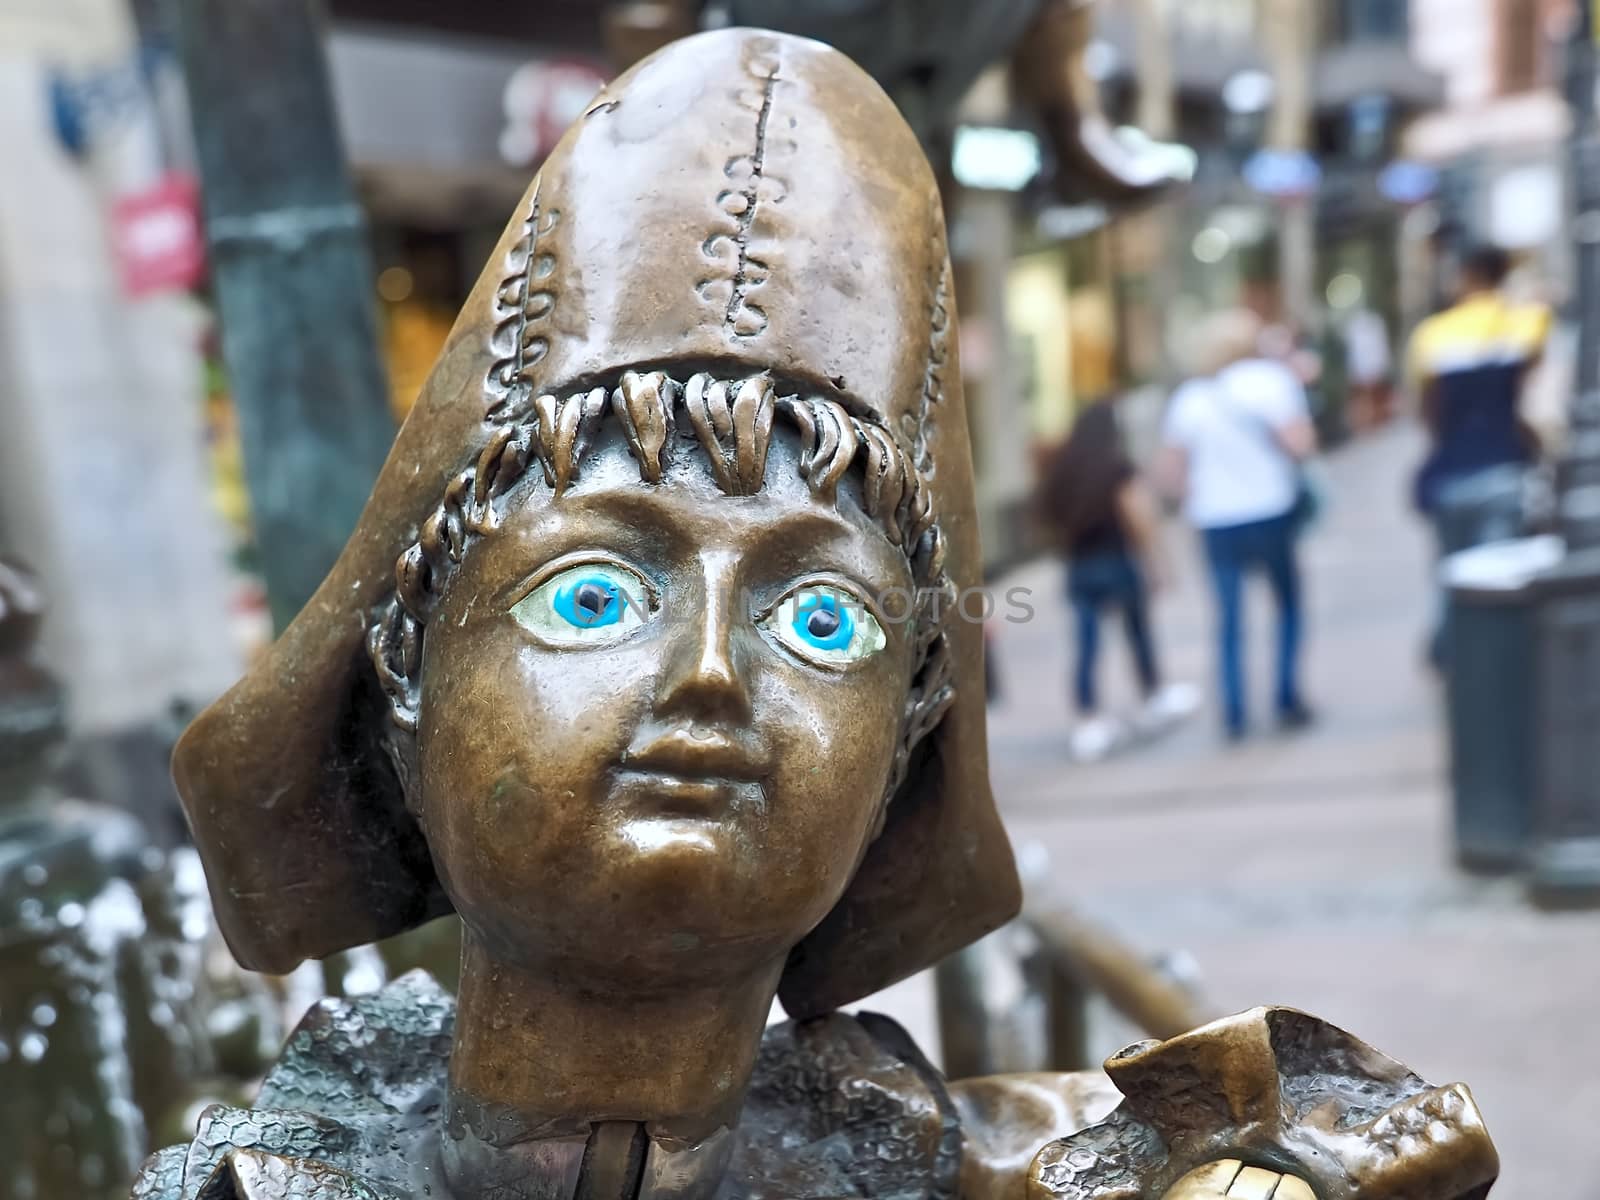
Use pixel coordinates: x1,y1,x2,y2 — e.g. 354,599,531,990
443,930,781,1200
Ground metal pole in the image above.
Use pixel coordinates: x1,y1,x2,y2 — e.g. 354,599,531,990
168,0,394,632
1529,0,1600,906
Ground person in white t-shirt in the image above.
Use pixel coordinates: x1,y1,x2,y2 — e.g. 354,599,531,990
1160,309,1318,740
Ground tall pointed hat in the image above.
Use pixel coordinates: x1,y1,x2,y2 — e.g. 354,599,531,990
173,27,1020,1017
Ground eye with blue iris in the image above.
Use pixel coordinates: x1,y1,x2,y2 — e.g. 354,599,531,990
512,562,651,646
763,584,886,668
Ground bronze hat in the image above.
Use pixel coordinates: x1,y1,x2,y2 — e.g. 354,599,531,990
173,27,1019,1016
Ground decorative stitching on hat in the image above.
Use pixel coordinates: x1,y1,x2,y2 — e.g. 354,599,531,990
485,189,561,419
698,44,783,342
724,60,779,341
914,200,952,474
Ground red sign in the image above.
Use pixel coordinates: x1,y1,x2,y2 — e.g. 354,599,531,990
111,172,205,297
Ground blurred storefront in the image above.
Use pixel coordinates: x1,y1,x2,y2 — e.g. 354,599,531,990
0,0,246,739
1310,1,1444,431
945,90,1172,569
1405,0,1573,282
1403,0,1576,437
1084,0,1444,439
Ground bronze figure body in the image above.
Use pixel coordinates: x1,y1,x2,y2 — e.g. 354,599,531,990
140,29,1497,1200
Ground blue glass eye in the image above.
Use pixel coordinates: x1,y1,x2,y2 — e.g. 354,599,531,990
792,593,854,651
512,563,650,646
554,576,624,629
764,585,886,667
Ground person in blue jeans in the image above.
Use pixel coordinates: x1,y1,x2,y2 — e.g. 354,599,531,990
1161,311,1319,741
1038,400,1195,761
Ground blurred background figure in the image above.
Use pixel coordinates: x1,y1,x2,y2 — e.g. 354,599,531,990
1160,310,1318,741
1036,399,1197,762
1407,244,1552,665
1343,302,1396,431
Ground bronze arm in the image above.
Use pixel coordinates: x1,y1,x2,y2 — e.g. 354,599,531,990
1010,0,1183,206
606,0,1186,208
949,1008,1496,1200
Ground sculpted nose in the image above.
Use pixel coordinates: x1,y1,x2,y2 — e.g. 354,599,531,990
655,556,752,724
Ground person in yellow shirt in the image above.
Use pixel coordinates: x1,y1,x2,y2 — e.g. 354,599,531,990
1409,245,1551,515
1407,245,1552,664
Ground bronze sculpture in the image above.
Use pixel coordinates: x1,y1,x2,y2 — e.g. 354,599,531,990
138,29,1498,1200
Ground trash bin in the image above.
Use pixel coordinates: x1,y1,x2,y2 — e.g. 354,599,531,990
1433,465,1531,556
1429,465,1532,667
1441,536,1564,872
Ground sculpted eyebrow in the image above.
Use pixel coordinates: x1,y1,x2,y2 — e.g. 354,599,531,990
560,490,881,565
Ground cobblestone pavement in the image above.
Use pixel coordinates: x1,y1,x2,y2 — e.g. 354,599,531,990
981,423,1600,1200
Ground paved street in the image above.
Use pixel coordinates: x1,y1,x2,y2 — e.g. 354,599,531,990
981,423,1600,1199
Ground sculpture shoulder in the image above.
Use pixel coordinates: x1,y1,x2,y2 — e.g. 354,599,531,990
725,1009,965,1199
131,972,453,1200
132,980,965,1200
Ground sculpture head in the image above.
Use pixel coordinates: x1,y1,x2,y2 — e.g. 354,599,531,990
172,28,1018,1022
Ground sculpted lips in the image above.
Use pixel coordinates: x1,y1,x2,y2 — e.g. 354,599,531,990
617,727,769,817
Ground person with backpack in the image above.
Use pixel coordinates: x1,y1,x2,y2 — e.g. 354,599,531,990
1037,398,1197,762
1159,309,1319,742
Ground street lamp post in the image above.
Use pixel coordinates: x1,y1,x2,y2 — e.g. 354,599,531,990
169,0,395,634
1529,0,1600,905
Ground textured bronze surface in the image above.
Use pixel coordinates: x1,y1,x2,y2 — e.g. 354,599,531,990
135,981,1497,1200
1028,1009,1499,1200
133,974,966,1200
174,25,1017,997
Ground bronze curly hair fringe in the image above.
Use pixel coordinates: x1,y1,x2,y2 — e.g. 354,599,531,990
366,368,957,812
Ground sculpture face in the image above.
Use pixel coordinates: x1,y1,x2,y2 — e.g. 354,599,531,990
415,427,916,986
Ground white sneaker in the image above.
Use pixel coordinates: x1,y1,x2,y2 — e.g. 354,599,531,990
1070,716,1121,763
1135,683,1201,733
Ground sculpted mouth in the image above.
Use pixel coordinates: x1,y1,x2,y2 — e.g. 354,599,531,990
617,728,768,819
621,727,768,784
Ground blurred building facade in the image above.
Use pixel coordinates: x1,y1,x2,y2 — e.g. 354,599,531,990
1081,0,1444,440
1406,0,1573,280
0,0,244,739
1403,0,1577,438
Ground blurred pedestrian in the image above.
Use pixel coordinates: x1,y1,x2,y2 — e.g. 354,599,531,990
1160,310,1318,742
1410,245,1549,514
1037,398,1196,762
1343,304,1395,431
1407,244,1551,663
